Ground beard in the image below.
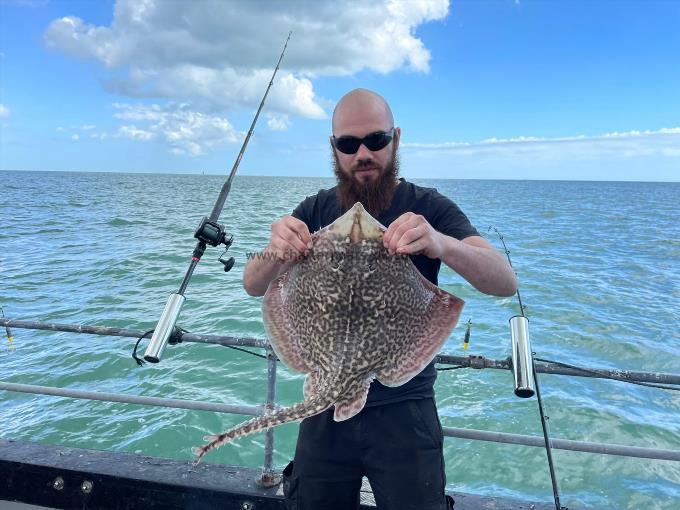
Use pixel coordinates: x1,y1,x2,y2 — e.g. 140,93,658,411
332,144,400,217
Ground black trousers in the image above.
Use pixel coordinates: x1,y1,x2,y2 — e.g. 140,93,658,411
283,397,452,510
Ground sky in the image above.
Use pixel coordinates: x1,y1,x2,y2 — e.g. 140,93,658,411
0,0,679,181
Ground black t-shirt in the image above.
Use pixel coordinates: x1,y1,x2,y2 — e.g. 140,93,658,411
291,178,479,406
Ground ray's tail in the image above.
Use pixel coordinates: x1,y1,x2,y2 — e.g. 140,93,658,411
191,395,333,463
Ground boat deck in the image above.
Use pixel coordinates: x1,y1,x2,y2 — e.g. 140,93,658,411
1,439,564,509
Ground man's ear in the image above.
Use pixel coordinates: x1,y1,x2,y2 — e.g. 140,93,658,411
394,127,401,150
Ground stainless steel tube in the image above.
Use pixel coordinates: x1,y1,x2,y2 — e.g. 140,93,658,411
510,315,535,398
144,293,185,363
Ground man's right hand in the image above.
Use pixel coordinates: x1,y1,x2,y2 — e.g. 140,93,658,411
265,215,313,262
243,215,312,296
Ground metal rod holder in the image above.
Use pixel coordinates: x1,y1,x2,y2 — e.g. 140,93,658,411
144,293,185,363
510,316,535,398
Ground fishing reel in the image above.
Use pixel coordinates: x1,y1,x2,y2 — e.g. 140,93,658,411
193,216,235,272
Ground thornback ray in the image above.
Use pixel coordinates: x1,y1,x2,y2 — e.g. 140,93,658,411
192,202,464,462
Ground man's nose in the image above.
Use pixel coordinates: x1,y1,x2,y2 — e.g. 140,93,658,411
355,142,373,160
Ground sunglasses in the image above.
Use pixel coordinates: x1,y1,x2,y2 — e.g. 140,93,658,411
331,128,395,155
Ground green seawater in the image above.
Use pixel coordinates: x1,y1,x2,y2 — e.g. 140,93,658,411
1,171,678,509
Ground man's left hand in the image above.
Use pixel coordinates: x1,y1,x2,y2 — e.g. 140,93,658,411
382,212,444,259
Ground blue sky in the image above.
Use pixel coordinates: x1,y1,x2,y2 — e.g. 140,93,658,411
1,0,679,181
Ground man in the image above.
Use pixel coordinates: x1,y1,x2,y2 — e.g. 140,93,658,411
243,89,517,510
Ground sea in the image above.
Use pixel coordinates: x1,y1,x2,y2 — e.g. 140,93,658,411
1,170,678,509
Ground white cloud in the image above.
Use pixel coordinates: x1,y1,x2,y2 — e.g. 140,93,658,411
43,0,448,118
112,103,243,155
402,128,680,160
143,66,326,119
57,124,108,141
267,113,291,132
43,1,449,156
0,104,9,118
116,125,155,141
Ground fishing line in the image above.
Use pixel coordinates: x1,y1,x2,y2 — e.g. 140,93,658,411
489,226,567,510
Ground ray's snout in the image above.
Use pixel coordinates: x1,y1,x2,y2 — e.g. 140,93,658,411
328,202,384,244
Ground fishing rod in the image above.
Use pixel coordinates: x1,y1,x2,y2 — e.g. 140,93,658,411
141,32,292,364
1,307,14,350
490,227,567,510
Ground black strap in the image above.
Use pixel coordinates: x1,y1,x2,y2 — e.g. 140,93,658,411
132,329,155,366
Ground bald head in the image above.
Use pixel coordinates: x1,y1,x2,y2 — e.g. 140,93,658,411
332,89,394,136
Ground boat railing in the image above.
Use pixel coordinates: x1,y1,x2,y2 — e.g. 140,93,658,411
1,317,679,488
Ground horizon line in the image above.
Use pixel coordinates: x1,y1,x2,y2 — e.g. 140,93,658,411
1,168,678,184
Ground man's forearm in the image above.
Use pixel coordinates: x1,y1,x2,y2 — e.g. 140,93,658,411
244,215,312,296
438,235,518,297
243,251,293,297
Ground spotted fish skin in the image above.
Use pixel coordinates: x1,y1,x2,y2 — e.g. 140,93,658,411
192,203,464,462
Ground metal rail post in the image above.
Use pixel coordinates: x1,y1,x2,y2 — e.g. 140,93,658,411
259,342,281,487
